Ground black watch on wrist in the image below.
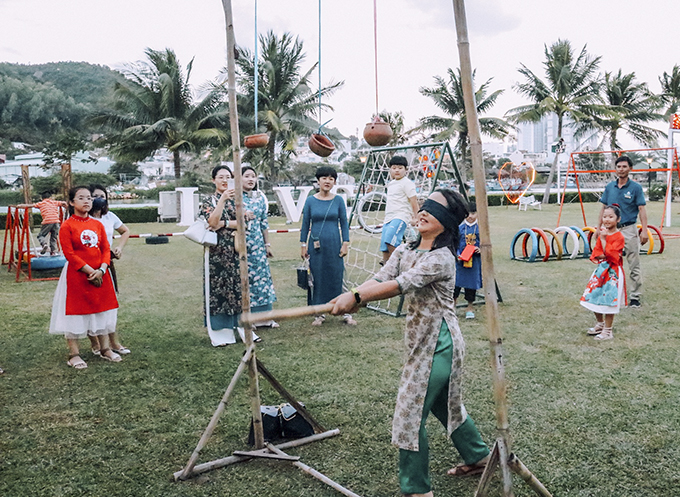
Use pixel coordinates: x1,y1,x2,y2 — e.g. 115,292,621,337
351,288,362,304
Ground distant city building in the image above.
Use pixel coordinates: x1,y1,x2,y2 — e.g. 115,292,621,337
516,114,597,158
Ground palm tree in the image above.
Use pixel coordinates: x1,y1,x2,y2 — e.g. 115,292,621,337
231,31,343,182
413,68,511,181
592,70,664,151
659,64,680,120
377,110,408,147
507,39,602,203
90,48,229,178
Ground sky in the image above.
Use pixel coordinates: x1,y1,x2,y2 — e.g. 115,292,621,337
1,0,679,144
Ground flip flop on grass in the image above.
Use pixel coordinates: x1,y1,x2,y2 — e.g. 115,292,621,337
447,462,486,477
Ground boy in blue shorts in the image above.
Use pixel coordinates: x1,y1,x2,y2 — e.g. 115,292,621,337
381,156,418,264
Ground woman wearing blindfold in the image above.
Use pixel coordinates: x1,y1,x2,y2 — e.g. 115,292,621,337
331,189,490,497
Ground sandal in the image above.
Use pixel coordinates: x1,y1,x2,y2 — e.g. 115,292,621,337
91,348,101,356
112,346,131,355
342,314,358,326
447,462,486,477
99,349,122,362
587,322,604,336
312,315,326,326
67,354,88,370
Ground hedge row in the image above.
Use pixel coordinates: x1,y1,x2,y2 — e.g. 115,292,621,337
0,207,159,229
468,191,601,206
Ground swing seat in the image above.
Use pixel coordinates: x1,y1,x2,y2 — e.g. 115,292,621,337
30,255,66,271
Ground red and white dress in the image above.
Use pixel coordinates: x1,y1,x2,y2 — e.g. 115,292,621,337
49,215,119,339
580,231,626,314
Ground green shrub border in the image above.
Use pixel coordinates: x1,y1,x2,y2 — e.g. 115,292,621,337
0,207,159,229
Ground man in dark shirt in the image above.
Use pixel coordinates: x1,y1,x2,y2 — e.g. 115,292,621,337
598,155,648,308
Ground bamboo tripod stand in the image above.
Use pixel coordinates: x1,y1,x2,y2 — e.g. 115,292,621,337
175,2,360,495
452,1,552,496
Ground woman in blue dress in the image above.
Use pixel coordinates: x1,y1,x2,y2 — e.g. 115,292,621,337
300,166,356,326
242,166,278,328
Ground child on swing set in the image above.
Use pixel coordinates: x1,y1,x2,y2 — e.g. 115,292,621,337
331,188,490,497
580,204,626,341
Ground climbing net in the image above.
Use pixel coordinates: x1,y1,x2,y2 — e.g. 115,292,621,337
345,142,466,316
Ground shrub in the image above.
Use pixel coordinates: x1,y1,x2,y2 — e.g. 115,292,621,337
109,207,158,223
0,190,24,206
648,183,666,202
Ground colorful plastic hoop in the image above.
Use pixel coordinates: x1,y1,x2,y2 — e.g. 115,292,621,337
510,228,538,262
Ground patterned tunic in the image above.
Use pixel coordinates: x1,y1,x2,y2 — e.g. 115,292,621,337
374,244,465,451
580,231,626,312
59,215,118,315
243,191,276,308
198,194,242,316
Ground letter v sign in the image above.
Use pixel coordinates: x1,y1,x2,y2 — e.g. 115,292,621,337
272,186,314,223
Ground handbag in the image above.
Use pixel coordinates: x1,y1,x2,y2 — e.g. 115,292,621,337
247,403,314,446
184,219,217,247
297,260,311,290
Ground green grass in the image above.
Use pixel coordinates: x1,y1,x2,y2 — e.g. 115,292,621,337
1,202,679,496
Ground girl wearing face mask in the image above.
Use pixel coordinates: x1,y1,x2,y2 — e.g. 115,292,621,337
88,184,131,356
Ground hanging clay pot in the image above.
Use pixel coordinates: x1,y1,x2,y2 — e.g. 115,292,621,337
308,134,335,158
363,116,393,147
244,133,269,149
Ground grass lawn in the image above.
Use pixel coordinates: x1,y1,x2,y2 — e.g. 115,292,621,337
1,201,679,496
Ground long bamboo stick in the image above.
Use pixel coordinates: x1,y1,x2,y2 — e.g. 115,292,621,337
266,444,362,497
451,0,511,447
177,345,255,480
508,454,553,497
451,2,515,497
240,303,334,326
173,429,340,480
220,0,264,449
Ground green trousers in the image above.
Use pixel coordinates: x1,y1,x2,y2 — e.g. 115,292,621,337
399,322,489,494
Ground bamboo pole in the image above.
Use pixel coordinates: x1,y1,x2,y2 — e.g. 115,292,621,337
451,0,511,448
508,454,553,497
173,429,341,480
240,303,334,326
220,0,264,449
177,345,255,480
266,444,363,497
256,359,326,433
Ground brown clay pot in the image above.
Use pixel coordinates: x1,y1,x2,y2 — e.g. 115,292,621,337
363,118,393,147
244,133,269,149
308,134,335,158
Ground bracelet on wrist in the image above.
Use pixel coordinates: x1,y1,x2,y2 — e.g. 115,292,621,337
301,243,307,247
265,243,271,247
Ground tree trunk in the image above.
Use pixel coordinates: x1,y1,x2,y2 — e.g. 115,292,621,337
173,149,181,179
267,131,277,183
542,152,559,204
541,115,563,204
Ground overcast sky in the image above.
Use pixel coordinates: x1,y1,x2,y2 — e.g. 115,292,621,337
1,0,679,143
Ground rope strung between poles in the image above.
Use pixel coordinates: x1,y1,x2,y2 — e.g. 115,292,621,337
373,0,379,116
317,0,322,131
254,0,259,131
